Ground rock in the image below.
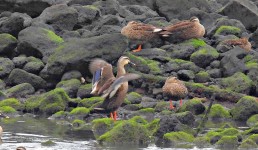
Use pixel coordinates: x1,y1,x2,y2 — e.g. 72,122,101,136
0,57,15,78
154,101,170,112
190,45,219,68
178,98,206,115
6,83,35,98
219,0,258,32
25,88,70,115
92,0,121,15
44,33,127,80
12,55,28,68
17,26,64,62
247,114,258,127
247,67,258,96
208,104,231,120
59,30,81,40
132,108,155,121
61,70,82,81
56,79,81,98
163,131,194,147
216,136,238,149
69,107,90,119
92,118,115,139
194,71,211,83
77,84,92,99
155,0,211,20
33,4,78,31
207,69,222,78
23,57,45,74
7,68,47,90
220,72,253,94
0,98,22,110
239,139,258,149
68,0,97,6
251,28,258,48
175,111,195,126
92,15,124,32
0,79,5,90
117,0,155,10
78,97,104,108
126,92,142,104
0,33,17,56
0,14,25,37
230,96,258,121
220,47,247,77
140,97,157,108
177,70,195,81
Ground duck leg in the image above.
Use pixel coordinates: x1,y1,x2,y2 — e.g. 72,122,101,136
132,44,142,52
169,100,175,109
113,111,117,121
179,99,183,107
110,112,114,120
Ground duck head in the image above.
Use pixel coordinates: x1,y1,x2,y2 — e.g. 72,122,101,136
165,76,179,83
118,56,135,66
190,16,200,23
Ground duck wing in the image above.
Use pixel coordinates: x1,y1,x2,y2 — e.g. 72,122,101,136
132,22,162,33
89,58,115,95
164,20,194,33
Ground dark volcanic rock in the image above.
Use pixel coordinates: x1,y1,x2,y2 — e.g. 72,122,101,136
33,4,78,31
6,83,35,98
0,33,17,56
12,55,28,68
155,0,212,20
43,33,127,80
7,68,47,90
17,26,63,62
23,57,45,74
219,0,258,32
0,14,25,37
251,28,258,48
0,57,15,78
92,0,121,15
61,70,82,81
117,0,155,10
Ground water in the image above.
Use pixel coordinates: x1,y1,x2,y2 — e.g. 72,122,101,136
0,116,218,150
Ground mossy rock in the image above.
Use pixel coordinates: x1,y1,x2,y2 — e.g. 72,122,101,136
220,72,253,94
247,114,258,127
154,101,170,112
56,79,81,98
183,38,206,48
178,98,205,115
78,97,104,109
92,118,116,139
194,136,211,148
0,33,17,55
163,131,194,147
97,117,151,146
0,98,22,110
77,83,92,98
145,118,160,135
239,139,258,149
72,119,86,128
215,25,241,36
216,135,238,149
0,91,7,100
243,124,258,135
41,140,57,146
6,83,35,98
190,45,219,68
25,88,70,115
133,108,155,121
194,71,210,83
208,104,231,119
126,92,142,104
50,110,69,119
23,60,44,74
69,107,90,117
230,96,258,121
0,106,16,113
246,134,258,144
175,111,195,126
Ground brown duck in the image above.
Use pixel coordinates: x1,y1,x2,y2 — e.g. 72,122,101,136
222,37,251,52
121,21,163,52
162,76,188,109
161,16,205,40
89,56,140,121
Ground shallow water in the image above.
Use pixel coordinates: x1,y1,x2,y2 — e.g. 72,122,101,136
0,116,218,150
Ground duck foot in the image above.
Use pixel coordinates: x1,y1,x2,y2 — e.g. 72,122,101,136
132,44,142,52
179,99,183,107
169,100,175,110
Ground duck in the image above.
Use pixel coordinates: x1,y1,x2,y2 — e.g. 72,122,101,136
162,76,188,109
222,37,251,52
0,112,9,144
121,21,163,52
89,56,141,121
160,16,205,41
16,146,26,150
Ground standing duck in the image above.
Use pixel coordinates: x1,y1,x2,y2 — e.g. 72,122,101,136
162,76,188,109
160,16,205,41
121,21,163,52
0,112,9,144
222,37,251,52
89,56,140,121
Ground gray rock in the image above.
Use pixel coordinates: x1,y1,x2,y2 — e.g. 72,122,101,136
7,68,47,90
33,4,78,31
0,79,6,90
0,33,17,55
92,0,121,15
17,26,63,62
61,70,82,81
251,27,258,48
175,111,195,126
6,83,35,98
11,12,32,28
140,96,157,108
92,15,125,33
117,0,155,10
59,30,80,40
177,70,195,81
44,33,127,80
219,0,258,32
207,69,222,78
155,0,212,20
76,84,92,98
126,92,142,104
23,57,45,74
0,14,25,37
12,55,28,68
247,68,258,96
56,79,81,98
0,57,15,78
68,0,97,6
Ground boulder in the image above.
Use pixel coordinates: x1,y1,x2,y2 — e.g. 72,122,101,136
6,83,35,98
230,96,258,121
33,4,78,31
0,57,15,78
175,111,195,126
0,79,5,90
77,84,92,99
12,55,28,68
117,0,155,10
7,68,47,90
0,33,17,56
0,14,25,37
208,104,231,120
43,33,127,80
219,0,258,32
92,0,121,15
61,70,82,81
56,79,81,98
251,27,258,48
23,57,45,74
67,0,97,6
178,98,206,115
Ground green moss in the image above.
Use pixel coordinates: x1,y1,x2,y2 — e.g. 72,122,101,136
83,5,99,10
78,97,104,108
184,39,206,48
129,116,148,125
190,47,219,60
145,119,160,135
247,134,258,144
138,108,155,113
179,98,205,115
69,107,90,115
164,131,194,143
239,139,258,148
53,111,67,117
220,128,239,136
247,114,258,127
127,53,161,74
43,29,64,44
208,104,231,119
79,83,92,90
221,72,253,93
72,119,86,127
196,71,210,78
0,98,22,110
56,79,81,87
244,55,254,62
246,62,258,69
41,140,56,146
194,136,211,148
216,136,238,149
0,66,3,71
155,101,170,112
215,26,241,35
0,106,16,113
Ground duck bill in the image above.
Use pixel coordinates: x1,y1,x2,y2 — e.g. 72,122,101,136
129,61,136,66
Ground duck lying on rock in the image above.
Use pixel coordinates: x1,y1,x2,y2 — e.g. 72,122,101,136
162,76,188,109
222,37,252,52
121,21,164,52
89,56,141,121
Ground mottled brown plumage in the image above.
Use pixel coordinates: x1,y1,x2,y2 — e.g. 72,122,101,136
222,37,251,51
89,56,140,120
161,16,205,40
162,77,188,109
121,21,163,52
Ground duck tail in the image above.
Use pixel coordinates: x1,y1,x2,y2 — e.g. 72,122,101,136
159,30,172,37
